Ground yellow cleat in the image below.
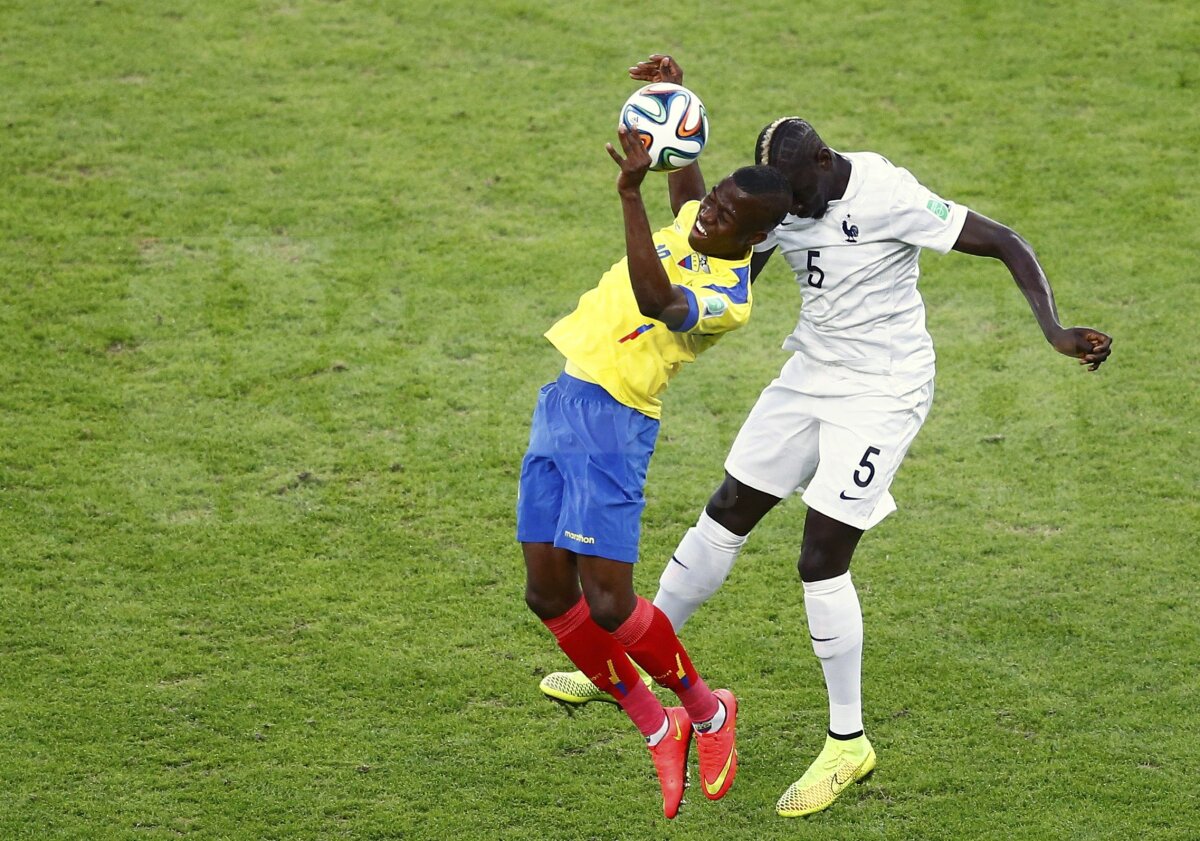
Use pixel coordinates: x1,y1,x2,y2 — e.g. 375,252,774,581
538,660,653,705
776,734,876,817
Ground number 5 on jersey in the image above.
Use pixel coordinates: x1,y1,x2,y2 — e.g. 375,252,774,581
806,250,824,288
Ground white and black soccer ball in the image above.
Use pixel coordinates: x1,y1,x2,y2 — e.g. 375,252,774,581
618,83,708,172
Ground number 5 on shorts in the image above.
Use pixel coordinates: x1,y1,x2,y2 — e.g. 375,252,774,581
853,446,881,488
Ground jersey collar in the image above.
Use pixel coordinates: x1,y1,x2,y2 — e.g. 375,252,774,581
825,150,863,209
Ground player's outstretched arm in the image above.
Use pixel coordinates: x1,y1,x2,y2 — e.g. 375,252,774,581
952,211,1112,370
629,54,706,215
606,125,691,330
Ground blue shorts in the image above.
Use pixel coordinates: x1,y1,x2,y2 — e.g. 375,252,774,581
516,372,659,563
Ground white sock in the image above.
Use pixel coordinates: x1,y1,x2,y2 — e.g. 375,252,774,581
693,698,727,735
645,713,670,747
803,572,864,736
653,511,747,630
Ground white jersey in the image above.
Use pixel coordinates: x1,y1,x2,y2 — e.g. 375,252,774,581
756,151,969,393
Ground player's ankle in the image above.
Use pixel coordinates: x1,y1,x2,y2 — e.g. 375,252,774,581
694,698,727,734
645,713,670,747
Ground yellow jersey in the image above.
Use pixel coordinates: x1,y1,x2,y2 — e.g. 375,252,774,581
545,201,754,419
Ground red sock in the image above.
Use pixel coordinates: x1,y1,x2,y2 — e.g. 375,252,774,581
543,596,665,738
613,597,719,724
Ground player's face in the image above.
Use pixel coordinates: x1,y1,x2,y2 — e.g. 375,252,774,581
780,148,837,219
785,164,829,219
688,179,765,258
787,166,825,215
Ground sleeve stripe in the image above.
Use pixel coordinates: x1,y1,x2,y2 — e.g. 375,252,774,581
701,265,751,304
672,285,699,332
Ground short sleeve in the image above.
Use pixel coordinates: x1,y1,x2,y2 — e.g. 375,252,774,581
670,264,752,335
753,225,780,253
887,173,969,254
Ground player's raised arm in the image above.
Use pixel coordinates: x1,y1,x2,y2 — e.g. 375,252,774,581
952,211,1112,370
629,54,706,214
667,164,706,216
606,125,690,330
629,53,682,84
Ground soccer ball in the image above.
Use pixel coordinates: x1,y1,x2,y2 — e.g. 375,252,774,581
618,83,708,172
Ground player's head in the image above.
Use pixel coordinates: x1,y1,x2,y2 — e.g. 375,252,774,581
755,117,838,219
688,165,792,259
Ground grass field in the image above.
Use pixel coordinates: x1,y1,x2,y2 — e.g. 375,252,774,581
1,1,1198,838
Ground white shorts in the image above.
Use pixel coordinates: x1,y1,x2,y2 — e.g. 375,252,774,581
724,353,933,530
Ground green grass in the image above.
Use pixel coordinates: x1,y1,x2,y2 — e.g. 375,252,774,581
1,0,1197,838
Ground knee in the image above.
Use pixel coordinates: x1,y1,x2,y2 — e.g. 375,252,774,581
581,590,633,632
797,547,848,583
705,478,744,529
704,473,776,536
704,502,744,535
524,584,576,622
796,552,813,582
798,510,862,582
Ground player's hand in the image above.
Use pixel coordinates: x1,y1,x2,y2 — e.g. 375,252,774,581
629,54,683,85
606,125,652,194
1049,326,1113,371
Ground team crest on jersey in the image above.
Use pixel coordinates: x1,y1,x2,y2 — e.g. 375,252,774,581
926,198,950,221
701,296,727,318
678,253,711,274
842,214,859,242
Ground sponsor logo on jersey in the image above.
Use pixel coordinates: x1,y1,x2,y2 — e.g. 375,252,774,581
656,243,671,260
926,198,950,221
701,296,727,318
